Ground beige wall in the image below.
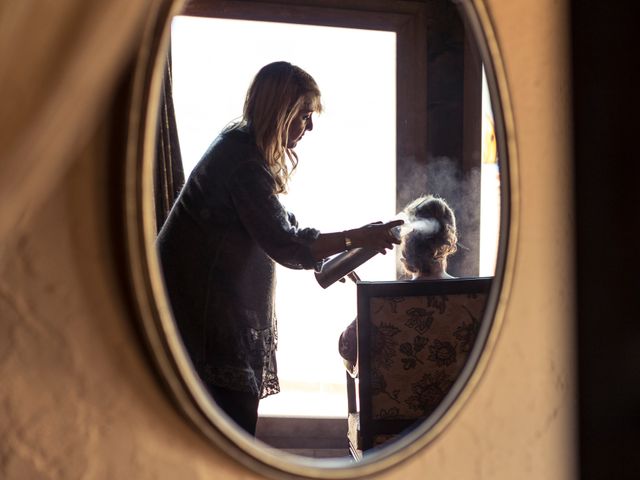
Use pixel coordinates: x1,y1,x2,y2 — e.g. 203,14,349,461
0,0,575,478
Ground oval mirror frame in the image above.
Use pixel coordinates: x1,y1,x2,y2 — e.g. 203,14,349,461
123,0,518,478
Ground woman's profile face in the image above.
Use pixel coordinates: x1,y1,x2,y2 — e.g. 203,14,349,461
286,108,314,148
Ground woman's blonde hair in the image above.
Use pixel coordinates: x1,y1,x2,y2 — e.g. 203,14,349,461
400,195,458,276
240,61,322,194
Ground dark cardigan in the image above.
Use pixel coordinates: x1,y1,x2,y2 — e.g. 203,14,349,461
157,128,320,398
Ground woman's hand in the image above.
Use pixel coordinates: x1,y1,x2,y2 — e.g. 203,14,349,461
310,219,404,262
346,219,404,254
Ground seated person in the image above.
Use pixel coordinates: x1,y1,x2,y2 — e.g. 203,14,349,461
337,194,459,373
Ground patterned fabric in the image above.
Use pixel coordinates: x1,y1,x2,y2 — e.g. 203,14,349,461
368,292,486,419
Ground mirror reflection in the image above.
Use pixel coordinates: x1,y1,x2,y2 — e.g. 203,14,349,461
153,0,502,460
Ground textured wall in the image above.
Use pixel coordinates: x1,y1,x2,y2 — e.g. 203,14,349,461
0,0,575,478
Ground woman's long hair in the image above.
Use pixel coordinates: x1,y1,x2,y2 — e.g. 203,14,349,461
237,61,322,194
400,195,458,276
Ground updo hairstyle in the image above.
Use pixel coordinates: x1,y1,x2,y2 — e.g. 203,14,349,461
400,195,458,275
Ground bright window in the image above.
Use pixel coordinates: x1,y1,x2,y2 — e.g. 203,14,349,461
479,67,500,277
171,17,397,417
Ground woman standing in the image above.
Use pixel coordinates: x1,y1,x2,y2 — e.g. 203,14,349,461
157,61,402,435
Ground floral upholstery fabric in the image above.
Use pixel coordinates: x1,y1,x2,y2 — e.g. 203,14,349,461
366,292,487,420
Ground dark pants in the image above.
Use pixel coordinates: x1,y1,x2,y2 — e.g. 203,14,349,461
207,385,260,436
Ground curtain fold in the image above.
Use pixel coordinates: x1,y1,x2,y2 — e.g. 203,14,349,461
154,46,185,233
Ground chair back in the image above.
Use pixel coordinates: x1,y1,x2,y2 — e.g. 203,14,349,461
351,277,492,453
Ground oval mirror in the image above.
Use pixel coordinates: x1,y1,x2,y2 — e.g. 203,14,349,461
124,0,516,477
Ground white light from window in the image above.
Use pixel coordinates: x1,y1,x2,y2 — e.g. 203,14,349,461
171,17,396,418
479,67,500,277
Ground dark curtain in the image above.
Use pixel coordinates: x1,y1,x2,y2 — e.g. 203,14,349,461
573,1,640,479
154,46,185,233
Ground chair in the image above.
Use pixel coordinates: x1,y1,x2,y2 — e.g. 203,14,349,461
346,277,492,459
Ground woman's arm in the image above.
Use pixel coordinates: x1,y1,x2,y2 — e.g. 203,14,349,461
309,220,404,261
229,159,403,267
